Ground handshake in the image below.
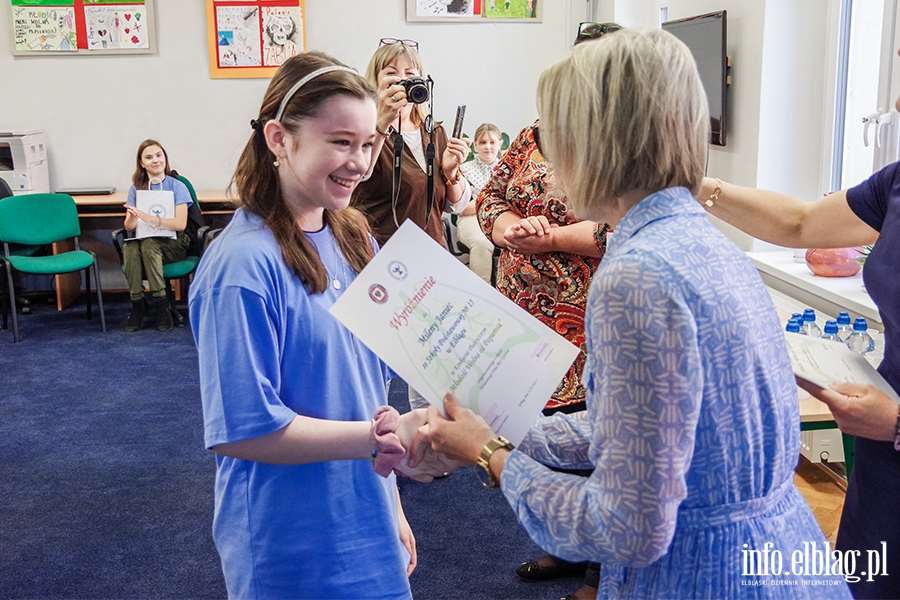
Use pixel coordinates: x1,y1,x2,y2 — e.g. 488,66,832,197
371,395,498,483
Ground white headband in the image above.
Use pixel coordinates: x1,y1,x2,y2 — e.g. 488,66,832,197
274,65,359,122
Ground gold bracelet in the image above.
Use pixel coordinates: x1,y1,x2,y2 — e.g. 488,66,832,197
375,124,393,137
705,179,723,208
475,436,514,488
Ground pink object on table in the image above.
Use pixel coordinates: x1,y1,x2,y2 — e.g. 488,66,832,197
804,247,863,277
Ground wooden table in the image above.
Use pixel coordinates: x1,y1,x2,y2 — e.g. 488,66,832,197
72,190,236,217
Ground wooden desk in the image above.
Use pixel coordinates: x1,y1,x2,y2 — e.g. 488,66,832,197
72,190,236,217
53,191,234,308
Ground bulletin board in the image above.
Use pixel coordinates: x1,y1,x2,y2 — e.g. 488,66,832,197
206,0,307,79
10,0,156,55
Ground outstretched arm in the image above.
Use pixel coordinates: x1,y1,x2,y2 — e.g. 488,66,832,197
698,178,878,249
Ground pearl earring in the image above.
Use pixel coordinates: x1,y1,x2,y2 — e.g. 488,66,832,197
273,158,280,168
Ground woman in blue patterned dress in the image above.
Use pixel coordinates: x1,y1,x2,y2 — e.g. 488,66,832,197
420,30,851,598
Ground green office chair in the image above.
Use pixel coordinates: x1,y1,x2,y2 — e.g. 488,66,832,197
0,176,45,327
111,173,209,327
0,193,107,343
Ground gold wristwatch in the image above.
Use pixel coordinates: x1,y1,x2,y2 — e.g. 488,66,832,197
475,436,515,488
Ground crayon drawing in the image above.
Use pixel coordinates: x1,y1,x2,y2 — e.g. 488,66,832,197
416,0,478,17
12,6,78,52
216,4,261,67
261,5,302,67
84,4,147,50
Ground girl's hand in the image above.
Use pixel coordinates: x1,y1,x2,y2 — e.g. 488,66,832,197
397,497,417,576
394,408,461,482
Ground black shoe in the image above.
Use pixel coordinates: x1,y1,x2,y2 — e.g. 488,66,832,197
153,297,174,332
124,299,147,332
515,556,589,582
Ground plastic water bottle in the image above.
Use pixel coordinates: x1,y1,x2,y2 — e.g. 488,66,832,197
821,320,842,342
836,311,853,341
791,312,804,324
801,309,822,338
785,319,802,334
846,318,875,354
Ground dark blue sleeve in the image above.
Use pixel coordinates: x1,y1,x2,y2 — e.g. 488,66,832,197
845,161,900,232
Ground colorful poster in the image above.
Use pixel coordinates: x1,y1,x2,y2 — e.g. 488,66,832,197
84,4,147,49
261,5,301,67
415,0,479,17
10,0,151,54
483,0,536,19
12,5,78,51
207,1,306,78
215,5,261,67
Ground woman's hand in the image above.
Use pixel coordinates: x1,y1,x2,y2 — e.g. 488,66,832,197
423,394,497,465
806,381,899,442
441,137,472,178
394,408,461,482
376,72,407,133
502,216,555,255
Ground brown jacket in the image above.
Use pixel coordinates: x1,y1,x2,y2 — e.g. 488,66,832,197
352,123,450,249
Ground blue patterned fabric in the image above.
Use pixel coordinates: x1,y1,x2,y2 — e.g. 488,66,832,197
502,188,851,598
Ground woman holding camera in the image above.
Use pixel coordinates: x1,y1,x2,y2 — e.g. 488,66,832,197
351,38,471,248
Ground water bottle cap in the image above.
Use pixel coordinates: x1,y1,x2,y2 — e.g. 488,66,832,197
853,317,868,331
837,311,851,325
824,320,838,334
803,308,816,322
785,320,801,332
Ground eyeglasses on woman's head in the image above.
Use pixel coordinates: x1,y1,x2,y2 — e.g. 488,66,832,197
379,38,419,50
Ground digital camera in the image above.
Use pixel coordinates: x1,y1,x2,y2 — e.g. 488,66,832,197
400,77,429,104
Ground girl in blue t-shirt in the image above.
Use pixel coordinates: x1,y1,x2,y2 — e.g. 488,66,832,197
122,139,193,332
189,52,456,599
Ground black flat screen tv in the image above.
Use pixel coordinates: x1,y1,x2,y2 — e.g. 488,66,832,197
662,10,728,146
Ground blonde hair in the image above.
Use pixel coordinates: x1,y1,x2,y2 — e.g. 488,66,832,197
536,29,709,220
232,52,377,294
473,123,501,143
365,43,429,127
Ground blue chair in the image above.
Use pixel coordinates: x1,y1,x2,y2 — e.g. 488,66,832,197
0,193,106,342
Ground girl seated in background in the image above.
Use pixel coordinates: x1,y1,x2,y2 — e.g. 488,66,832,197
458,122,503,283
122,139,192,333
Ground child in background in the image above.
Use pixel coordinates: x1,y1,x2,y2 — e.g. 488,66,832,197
122,139,192,333
458,123,503,283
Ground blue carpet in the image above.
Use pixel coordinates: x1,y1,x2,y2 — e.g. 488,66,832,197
0,298,580,599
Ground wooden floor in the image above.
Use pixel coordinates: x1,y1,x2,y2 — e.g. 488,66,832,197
794,456,846,546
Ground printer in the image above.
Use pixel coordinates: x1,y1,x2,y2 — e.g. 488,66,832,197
0,129,50,195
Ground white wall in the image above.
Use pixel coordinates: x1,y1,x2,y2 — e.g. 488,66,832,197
600,0,839,251
0,1,589,191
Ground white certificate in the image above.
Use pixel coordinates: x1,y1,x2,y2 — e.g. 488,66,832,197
784,331,899,403
331,220,580,446
134,190,176,240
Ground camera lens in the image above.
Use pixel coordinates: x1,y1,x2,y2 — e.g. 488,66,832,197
401,78,429,104
408,84,428,104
